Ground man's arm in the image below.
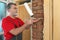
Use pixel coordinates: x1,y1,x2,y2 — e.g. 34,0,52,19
9,23,28,36
9,18,40,36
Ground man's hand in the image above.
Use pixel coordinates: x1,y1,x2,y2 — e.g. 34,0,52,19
25,19,33,25
25,18,41,26
24,18,41,29
31,18,40,23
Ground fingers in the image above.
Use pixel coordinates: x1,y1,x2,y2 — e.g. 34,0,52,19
31,18,43,23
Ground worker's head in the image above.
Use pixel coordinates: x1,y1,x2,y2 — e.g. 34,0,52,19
7,3,17,16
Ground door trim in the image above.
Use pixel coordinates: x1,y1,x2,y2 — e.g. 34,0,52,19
44,0,53,40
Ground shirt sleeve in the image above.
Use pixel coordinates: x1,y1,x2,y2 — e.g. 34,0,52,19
17,18,25,26
2,18,15,33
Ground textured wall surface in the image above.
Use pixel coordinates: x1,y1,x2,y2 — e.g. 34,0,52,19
32,0,44,40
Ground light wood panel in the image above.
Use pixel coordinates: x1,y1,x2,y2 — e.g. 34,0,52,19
17,3,31,40
15,0,25,2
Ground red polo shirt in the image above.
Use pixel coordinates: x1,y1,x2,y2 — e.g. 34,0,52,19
2,16,24,40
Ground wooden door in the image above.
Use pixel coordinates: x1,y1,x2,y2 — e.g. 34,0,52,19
53,0,60,40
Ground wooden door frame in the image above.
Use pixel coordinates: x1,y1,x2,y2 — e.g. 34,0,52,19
44,0,53,40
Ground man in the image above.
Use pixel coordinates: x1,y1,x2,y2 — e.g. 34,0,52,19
2,3,40,40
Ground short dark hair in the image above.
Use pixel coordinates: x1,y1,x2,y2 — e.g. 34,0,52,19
7,3,16,9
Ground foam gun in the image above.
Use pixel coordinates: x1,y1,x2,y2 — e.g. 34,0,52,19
24,2,34,17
